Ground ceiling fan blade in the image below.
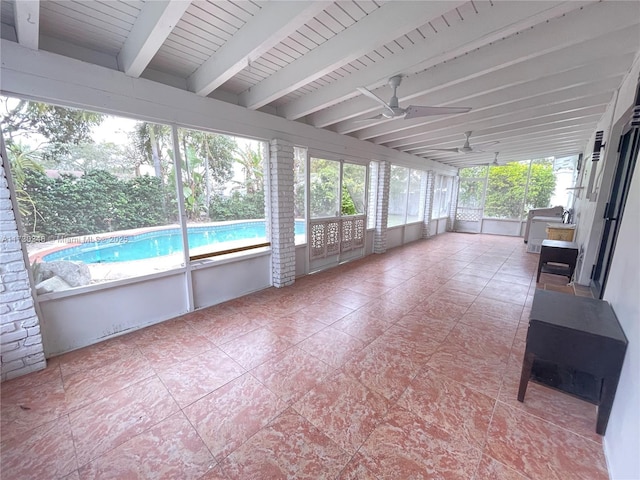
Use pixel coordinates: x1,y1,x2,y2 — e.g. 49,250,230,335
404,105,472,119
354,114,385,122
421,147,461,153
471,140,500,149
356,87,395,116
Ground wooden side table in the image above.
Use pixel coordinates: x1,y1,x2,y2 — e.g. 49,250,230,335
518,290,628,435
536,239,579,282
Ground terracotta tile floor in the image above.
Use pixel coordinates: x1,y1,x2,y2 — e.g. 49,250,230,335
1,233,607,480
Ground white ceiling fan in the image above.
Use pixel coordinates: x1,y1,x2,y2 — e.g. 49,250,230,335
483,152,503,166
422,131,500,154
357,75,472,120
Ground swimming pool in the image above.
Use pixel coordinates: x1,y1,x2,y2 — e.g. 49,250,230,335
43,221,306,264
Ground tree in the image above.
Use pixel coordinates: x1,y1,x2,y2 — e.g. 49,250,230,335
20,169,171,238
525,160,557,212
483,160,556,219
175,129,238,220
40,141,135,176
5,142,44,225
233,144,264,195
2,96,107,227
457,166,488,210
309,158,340,217
132,122,173,179
341,186,356,215
1,98,103,157
341,163,366,215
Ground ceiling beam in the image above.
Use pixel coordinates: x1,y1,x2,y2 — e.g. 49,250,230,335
401,110,605,155
427,144,583,163
118,0,191,78
344,50,635,139
14,0,39,50
310,2,640,128
360,74,624,148
188,1,329,97
278,0,582,121
413,127,594,155
426,145,583,166
425,127,594,159
238,1,462,110
380,93,613,150
408,118,601,158
424,135,589,161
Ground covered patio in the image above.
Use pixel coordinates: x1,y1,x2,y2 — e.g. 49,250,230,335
0,233,607,479
1,1,639,478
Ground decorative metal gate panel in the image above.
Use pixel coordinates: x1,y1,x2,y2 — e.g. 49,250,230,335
455,207,483,222
309,215,366,260
310,222,326,259
341,218,354,252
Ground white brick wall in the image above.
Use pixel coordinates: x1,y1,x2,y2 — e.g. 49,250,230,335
269,139,296,287
374,161,390,254
422,171,435,239
0,152,46,382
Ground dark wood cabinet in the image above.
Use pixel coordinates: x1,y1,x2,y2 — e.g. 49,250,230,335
536,239,579,282
518,289,628,435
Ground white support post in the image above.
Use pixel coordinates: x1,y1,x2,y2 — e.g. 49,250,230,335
374,161,390,254
422,171,435,239
269,139,296,287
0,131,46,381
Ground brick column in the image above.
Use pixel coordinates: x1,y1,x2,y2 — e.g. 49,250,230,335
1,150,45,381
268,139,295,287
373,161,390,254
448,176,460,231
422,171,435,239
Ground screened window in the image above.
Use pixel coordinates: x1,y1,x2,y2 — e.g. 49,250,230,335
458,166,488,209
309,157,340,218
294,146,307,244
524,158,557,215
433,175,454,218
407,169,424,223
176,127,268,258
467,158,557,220
484,161,530,219
388,165,409,227
342,163,366,215
1,96,182,292
389,166,427,226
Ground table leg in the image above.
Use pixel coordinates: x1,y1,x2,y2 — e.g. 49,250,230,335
536,263,543,283
518,351,535,402
596,375,620,435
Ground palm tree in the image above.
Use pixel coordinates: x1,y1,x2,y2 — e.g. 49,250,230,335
234,145,264,194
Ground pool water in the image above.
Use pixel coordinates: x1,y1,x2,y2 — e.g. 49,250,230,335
43,221,305,264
